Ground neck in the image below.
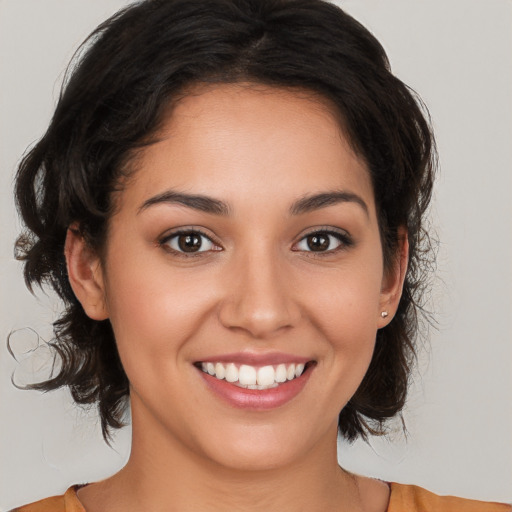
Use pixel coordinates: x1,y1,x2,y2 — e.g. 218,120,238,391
80,403,367,512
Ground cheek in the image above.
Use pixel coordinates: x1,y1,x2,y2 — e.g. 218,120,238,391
322,286,379,372
303,260,383,403
307,261,383,342
102,250,218,375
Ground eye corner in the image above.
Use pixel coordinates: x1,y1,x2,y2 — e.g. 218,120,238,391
293,227,354,255
158,227,223,257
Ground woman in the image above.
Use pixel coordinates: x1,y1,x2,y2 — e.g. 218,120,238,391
6,0,510,510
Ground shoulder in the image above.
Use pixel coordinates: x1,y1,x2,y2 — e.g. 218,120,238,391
388,483,511,512
11,486,85,512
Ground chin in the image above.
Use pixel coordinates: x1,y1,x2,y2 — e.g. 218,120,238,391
206,443,297,472
195,421,325,473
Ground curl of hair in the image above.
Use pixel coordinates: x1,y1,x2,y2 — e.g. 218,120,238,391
14,0,436,443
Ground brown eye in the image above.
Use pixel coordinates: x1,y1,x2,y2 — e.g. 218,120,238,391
162,230,218,254
178,233,203,252
295,230,352,253
306,233,330,252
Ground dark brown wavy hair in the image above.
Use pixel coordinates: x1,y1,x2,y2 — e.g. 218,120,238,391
13,0,436,443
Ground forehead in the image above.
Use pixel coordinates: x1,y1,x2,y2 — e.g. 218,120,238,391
119,83,375,216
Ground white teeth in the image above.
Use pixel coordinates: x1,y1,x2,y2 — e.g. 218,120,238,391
215,362,226,380
238,365,257,386
275,364,287,383
257,365,275,386
225,363,238,383
199,361,309,388
248,384,279,390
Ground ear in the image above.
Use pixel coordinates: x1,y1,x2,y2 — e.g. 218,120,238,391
378,227,409,328
64,224,109,321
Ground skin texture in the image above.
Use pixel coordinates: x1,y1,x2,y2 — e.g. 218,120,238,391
66,84,406,512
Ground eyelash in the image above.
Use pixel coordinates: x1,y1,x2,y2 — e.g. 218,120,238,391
293,228,354,256
158,228,222,258
158,227,354,258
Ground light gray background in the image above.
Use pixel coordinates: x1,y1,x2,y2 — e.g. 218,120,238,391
1,1,511,510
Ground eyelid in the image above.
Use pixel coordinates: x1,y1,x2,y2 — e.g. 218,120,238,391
292,226,354,253
157,225,353,257
158,227,223,256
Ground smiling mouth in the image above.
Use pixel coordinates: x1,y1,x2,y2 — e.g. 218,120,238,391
195,361,316,390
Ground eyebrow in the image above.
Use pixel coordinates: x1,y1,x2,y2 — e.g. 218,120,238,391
290,191,369,217
139,191,231,216
138,189,368,217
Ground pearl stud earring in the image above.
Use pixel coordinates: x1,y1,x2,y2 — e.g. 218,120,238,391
381,311,389,318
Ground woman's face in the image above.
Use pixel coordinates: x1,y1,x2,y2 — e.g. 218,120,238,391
77,84,403,470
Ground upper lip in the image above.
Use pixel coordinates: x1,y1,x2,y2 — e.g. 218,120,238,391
196,352,313,366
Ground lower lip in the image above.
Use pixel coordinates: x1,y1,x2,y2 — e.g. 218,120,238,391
198,366,313,410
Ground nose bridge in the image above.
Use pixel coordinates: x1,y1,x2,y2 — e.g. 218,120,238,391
218,239,298,338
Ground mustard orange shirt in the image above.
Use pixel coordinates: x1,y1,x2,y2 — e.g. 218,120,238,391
12,483,512,511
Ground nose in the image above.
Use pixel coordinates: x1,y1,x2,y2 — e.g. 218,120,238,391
218,249,301,339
